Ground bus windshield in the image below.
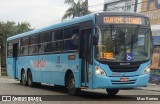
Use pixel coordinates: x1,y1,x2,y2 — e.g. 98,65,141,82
95,25,151,62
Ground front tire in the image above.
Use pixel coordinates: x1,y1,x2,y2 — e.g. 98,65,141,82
106,89,119,95
22,70,27,86
67,73,80,95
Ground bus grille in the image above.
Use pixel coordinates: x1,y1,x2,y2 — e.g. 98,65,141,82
110,68,138,72
111,79,136,85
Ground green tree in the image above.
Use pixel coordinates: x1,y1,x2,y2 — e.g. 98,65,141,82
62,0,90,20
16,22,31,34
0,21,32,68
81,0,88,15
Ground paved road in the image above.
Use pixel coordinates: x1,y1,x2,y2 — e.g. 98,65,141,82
0,76,159,104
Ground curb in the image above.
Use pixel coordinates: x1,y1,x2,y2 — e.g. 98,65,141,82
0,76,8,78
138,88,160,92
137,84,160,92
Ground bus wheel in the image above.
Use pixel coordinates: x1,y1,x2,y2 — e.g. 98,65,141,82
67,73,80,95
22,70,27,86
27,71,34,87
106,89,119,95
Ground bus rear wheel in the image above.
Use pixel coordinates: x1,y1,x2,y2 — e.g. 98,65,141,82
106,89,119,95
27,71,34,87
22,70,27,86
67,73,80,95
27,71,41,87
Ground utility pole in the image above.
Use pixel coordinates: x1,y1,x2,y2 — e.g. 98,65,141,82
134,0,138,12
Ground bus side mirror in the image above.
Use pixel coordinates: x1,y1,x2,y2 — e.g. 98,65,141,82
93,35,98,45
151,32,154,54
151,40,154,54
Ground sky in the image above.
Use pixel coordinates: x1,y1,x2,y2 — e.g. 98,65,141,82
0,0,105,29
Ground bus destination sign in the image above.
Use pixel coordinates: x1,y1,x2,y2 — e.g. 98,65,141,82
99,16,147,25
103,16,142,25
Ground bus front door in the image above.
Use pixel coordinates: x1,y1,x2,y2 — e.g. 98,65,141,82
80,29,92,87
13,43,18,78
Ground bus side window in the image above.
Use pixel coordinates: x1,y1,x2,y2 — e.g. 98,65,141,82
39,32,50,53
71,33,79,50
29,34,39,54
72,27,79,50
21,36,29,55
64,26,79,51
7,41,13,57
50,30,63,52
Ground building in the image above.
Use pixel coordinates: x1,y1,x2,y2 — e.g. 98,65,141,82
103,0,160,36
104,0,138,12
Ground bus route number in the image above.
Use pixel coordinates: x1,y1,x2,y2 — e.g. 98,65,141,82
100,52,113,59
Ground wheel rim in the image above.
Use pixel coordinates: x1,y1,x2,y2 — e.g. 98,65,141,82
69,79,75,90
68,76,75,93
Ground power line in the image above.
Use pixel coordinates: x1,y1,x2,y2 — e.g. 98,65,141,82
88,3,104,8
34,0,157,28
34,3,105,28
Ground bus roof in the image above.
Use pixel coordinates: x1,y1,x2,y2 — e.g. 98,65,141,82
7,13,95,41
7,12,148,41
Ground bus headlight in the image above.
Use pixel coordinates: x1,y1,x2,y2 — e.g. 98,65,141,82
142,66,150,74
95,66,106,76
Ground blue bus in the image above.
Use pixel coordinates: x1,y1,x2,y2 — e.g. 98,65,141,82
6,12,152,95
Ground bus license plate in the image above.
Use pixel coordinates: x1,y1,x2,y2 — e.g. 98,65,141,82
120,78,129,82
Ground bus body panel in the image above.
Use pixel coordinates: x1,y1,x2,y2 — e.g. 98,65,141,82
7,58,18,79
13,58,18,78
92,60,150,88
93,73,150,89
6,58,14,78
88,64,94,89
16,53,81,87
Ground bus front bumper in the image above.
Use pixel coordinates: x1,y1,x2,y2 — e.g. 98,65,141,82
93,73,150,89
